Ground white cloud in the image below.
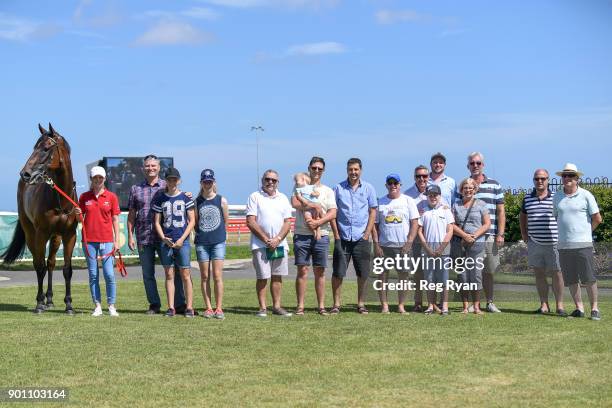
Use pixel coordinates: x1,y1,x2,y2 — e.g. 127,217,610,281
133,21,213,46
286,41,346,56
375,9,428,25
72,0,123,28
142,7,219,21
199,0,339,9
0,13,62,41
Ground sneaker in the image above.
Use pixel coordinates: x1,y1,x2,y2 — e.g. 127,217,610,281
569,309,585,318
256,309,268,318
467,305,475,313
175,304,187,315
214,309,225,320
184,309,195,318
590,310,601,321
92,306,103,317
271,307,292,317
164,308,176,317
486,302,502,313
203,309,214,319
146,307,160,315
108,306,119,317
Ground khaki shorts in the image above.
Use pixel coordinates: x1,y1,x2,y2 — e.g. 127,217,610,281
483,235,500,275
527,239,561,273
252,248,289,280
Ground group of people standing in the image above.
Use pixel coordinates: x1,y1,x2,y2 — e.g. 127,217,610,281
75,152,603,321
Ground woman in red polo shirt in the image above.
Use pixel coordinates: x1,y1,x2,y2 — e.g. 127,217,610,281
76,166,121,317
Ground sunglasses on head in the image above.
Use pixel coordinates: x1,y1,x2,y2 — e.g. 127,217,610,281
144,154,158,161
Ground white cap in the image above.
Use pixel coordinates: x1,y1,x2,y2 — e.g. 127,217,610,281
90,166,106,178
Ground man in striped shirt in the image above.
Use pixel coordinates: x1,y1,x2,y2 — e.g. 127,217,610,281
519,169,566,316
467,152,505,313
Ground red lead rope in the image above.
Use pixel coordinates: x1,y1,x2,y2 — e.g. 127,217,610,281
45,177,127,277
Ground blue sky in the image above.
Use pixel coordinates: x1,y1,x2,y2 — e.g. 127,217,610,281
1,0,611,210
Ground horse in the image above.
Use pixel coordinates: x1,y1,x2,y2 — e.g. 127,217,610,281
1,123,78,314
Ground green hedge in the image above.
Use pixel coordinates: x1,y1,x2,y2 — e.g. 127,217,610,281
504,186,611,242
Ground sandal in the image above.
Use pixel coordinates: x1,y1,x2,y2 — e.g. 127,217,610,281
330,306,340,315
424,308,434,315
413,304,423,313
317,308,329,316
357,306,369,315
295,307,305,316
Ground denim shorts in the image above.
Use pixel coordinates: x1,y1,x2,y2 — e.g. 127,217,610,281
293,234,329,267
159,243,192,268
195,242,227,262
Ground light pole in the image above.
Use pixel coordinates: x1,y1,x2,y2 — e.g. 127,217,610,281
251,125,264,188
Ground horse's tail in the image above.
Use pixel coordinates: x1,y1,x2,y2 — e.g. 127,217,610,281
1,221,26,264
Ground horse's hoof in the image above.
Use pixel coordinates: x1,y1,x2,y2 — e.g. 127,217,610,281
65,309,75,315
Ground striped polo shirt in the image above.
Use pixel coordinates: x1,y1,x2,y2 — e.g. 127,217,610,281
521,190,558,244
471,175,504,236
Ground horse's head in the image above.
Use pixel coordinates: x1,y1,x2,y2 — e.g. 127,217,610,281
20,123,72,184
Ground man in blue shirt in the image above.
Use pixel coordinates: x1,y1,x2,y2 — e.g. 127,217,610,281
331,158,378,314
428,152,457,207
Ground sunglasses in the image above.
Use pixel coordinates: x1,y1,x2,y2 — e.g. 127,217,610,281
144,154,158,161
561,174,577,179
310,166,324,172
533,177,548,181
387,181,400,186
264,177,278,183
415,174,428,179
469,161,482,166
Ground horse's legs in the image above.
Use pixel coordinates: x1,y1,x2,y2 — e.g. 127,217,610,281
28,231,48,313
62,231,77,314
45,235,62,308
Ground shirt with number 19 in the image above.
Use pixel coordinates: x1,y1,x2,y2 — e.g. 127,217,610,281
151,191,194,241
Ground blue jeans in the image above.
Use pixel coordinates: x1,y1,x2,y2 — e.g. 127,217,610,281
84,242,116,305
138,244,185,309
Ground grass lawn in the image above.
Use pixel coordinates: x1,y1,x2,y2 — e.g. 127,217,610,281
1,280,610,407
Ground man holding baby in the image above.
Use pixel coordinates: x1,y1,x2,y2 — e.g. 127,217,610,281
291,156,337,316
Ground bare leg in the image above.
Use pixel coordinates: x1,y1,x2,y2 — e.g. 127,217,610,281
180,268,193,310
212,260,224,310
357,276,368,307
271,276,282,309
585,282,598,311
413,268,423,309
332,276,343,308
296,265,308,310
397,272,408,313
379,271,389,312
534,267,550,311
551,270,565,311
198,261,212,311
569,283,584,311
256,279,268,310
313,266,326,309
165,267,175,310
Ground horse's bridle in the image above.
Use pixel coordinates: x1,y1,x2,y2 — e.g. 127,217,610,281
26,136,61,185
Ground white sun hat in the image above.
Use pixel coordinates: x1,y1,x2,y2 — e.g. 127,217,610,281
555,163,583,177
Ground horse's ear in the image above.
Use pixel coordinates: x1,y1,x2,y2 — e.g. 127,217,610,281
48,123,56,135
38,123,47,135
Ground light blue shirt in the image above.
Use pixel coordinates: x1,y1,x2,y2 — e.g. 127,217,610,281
334,179,378,241
553,187,599,249
428,173,456,207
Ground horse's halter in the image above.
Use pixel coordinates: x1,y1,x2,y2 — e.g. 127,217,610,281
23,135,62,185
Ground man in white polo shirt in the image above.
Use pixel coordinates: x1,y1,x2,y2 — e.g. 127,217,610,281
553,163,602,320
246,169,293,318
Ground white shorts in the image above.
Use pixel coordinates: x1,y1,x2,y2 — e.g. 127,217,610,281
252,248,289,280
